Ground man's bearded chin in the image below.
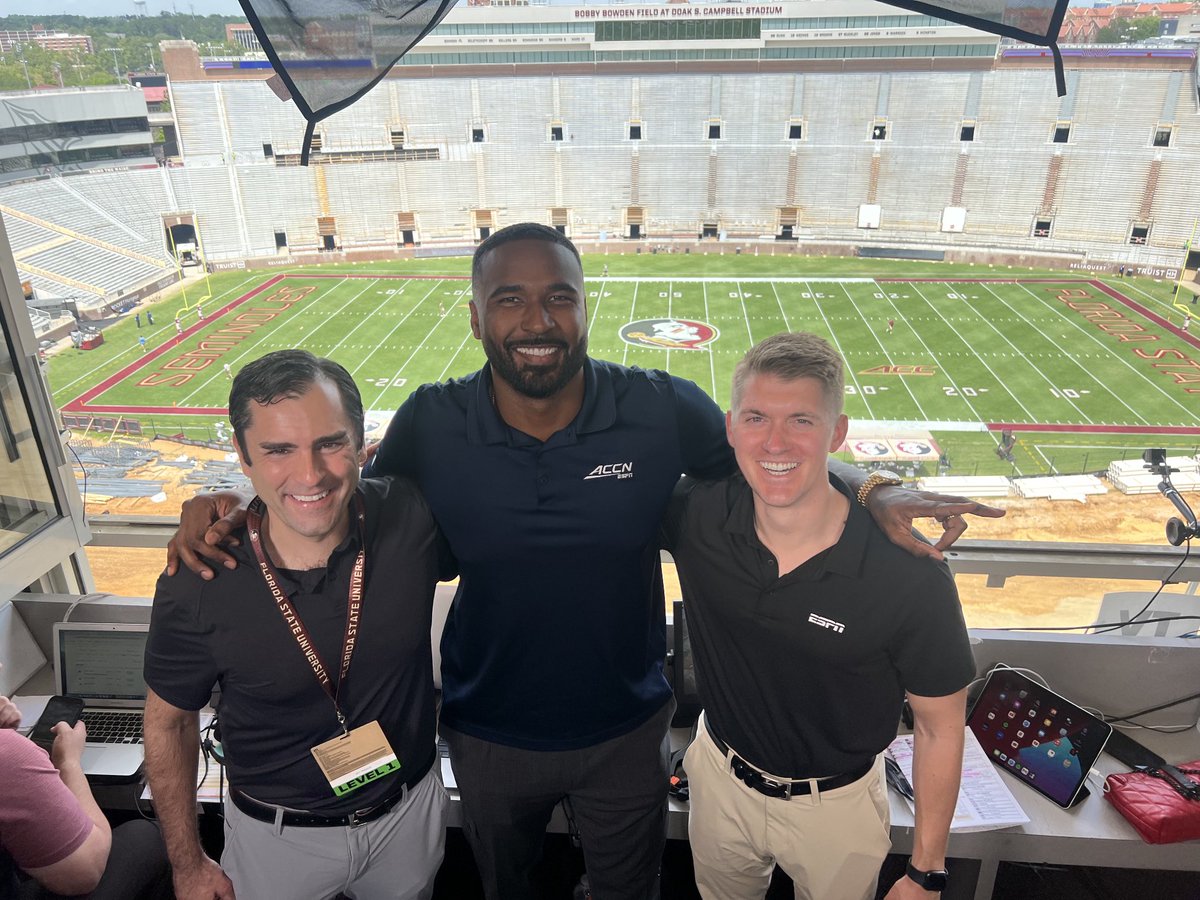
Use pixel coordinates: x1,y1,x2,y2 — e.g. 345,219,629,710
486,336,589,399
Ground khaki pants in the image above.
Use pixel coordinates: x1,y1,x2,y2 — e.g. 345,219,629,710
685,714,891,900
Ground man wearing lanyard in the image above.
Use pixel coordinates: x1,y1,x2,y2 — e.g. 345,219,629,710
144,350,451,900
168,225,1000,899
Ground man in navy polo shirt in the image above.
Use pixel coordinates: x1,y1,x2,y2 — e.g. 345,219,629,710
169,224,1001,900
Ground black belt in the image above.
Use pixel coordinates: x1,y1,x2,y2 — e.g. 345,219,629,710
229,753,433,828
709,729,874,801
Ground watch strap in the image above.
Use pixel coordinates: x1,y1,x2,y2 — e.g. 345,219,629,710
856,471,902,507
905,861,948,891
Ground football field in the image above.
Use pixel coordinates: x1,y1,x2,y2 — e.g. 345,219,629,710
49,267,1200,475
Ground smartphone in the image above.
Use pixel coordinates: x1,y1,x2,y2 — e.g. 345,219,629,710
29,696,85,751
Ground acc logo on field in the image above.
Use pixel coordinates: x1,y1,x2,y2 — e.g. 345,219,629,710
619,318,719,350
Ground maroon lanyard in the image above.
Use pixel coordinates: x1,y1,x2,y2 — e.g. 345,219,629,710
246,493,366,733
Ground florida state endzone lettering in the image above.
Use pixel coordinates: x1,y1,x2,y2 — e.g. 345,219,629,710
136,286,315,389
1053,287,1200,394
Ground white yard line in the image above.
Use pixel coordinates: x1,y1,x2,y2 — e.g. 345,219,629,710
873,281,985,426
56,273,261,396
907,282,1042,423
965,283,1094,423
1013,282,1198,424
839,282,927,419
361,280,448,410
621,282,640,367
177,276,366,406
803,280,874,419
735,282,755,343
984,284,1148,425
702,282,717,399
436,329,478,382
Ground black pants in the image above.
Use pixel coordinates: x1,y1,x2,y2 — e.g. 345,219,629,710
443,699,674,900
19,819,171,900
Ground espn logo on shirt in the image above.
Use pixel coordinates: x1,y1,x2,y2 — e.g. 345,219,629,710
584,462,634,480
807,613,845,634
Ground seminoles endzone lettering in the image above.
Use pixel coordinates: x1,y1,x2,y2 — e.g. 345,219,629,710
137,285,316,388
1055,286,1200,394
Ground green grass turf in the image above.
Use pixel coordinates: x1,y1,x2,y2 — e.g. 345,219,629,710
45,253,1200,476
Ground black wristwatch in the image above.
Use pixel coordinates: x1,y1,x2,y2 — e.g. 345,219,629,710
906,861,948,891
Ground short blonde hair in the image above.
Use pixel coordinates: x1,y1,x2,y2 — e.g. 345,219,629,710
731,332,845,414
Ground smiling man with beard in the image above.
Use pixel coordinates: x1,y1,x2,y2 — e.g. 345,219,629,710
363,223,738,899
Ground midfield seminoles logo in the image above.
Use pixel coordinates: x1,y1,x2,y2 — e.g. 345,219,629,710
619,319,719,351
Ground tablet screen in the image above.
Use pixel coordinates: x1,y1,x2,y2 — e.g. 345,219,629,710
967,668,1111,808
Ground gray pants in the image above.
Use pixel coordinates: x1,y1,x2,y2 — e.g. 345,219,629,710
442,699,674,900
221,766,449,900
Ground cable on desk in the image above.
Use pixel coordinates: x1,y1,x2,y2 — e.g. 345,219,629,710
61,593,115,623
979,541,1192,636
970,664,1200,735
1106,690,1200,727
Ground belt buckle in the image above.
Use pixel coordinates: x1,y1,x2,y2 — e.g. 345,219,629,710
758,775,792,801
349,807,372,829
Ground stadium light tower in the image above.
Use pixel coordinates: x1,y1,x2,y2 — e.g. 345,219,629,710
104,47,122,83
14,45,32,90
134,0,147,15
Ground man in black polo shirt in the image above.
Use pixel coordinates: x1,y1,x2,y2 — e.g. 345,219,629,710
144,350,450,900
663,332,975,900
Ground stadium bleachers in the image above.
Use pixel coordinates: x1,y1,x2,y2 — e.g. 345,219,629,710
915,476,1012,498
21,242,169,296
1108,456,1200,495
2,178,162,257
168,166,244,259
3,65,1200,267
1013,474,1108,502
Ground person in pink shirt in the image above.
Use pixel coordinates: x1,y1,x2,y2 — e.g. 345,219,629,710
0,687,169,900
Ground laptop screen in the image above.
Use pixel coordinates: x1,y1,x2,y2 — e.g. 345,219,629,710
57,626,149,704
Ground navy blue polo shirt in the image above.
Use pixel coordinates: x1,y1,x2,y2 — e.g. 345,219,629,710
366,358,734,750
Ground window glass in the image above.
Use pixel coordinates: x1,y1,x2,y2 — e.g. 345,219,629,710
0,309,58,555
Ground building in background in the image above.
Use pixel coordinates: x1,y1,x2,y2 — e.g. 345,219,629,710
0,28,94,54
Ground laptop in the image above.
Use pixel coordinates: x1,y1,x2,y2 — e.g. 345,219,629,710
52,622,150,781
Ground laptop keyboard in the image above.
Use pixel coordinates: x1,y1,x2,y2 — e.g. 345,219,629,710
80,710,144,744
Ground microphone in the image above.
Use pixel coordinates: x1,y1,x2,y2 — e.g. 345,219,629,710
1144,450,1199,546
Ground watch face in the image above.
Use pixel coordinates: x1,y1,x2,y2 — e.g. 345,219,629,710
908,864,948,891
924,872,948,890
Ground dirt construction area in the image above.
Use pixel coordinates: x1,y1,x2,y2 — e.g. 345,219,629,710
82,440,1197,631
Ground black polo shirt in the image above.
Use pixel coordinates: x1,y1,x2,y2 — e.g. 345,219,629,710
365,358,734,750
145,477,452,814
662,473,974,778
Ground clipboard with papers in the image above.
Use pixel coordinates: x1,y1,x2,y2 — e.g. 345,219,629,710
887,727,1030,833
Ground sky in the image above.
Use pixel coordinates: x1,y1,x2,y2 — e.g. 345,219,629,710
1,1,243,15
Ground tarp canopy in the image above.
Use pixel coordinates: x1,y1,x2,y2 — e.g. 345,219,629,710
238,0,1068,165
880,0,1068,94
238,0,458,164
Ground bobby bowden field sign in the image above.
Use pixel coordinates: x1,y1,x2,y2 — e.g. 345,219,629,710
619,319,719,350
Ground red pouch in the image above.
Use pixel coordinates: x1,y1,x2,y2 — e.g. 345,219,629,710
1104,762,1200,845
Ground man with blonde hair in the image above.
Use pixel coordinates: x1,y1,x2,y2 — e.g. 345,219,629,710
663,332,975,900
